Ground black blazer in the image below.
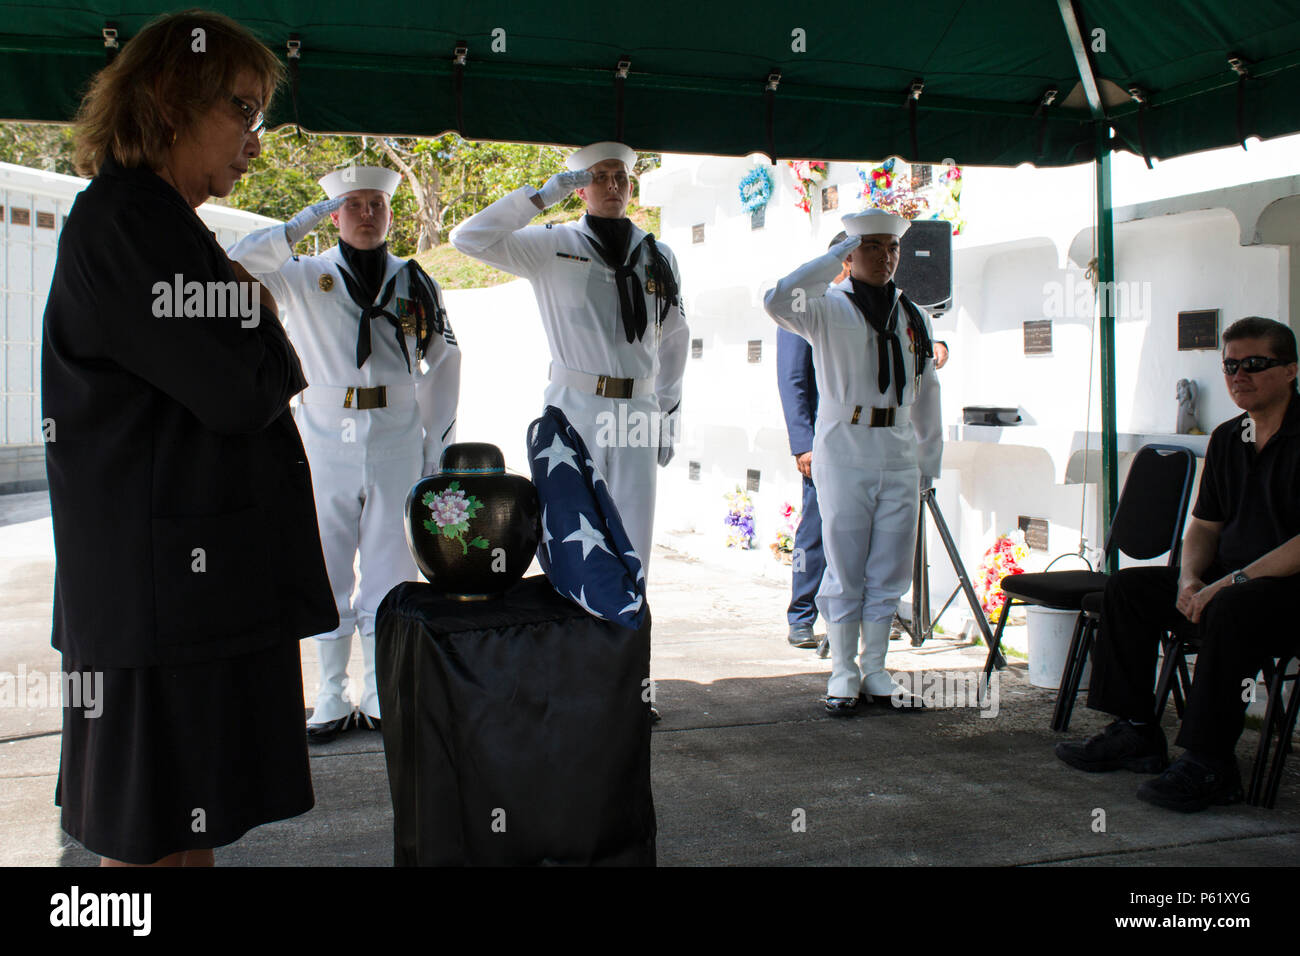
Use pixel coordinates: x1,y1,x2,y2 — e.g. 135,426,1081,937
42,157,338,668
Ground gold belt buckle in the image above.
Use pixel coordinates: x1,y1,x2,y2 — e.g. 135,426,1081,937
869,407,895,427
356,386,387,410
850,406,862,425
596,375,633,399
343,387,355,409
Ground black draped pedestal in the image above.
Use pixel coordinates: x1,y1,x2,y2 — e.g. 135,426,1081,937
375,576,656,866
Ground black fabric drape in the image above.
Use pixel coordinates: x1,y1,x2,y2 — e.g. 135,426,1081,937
376,577,656,866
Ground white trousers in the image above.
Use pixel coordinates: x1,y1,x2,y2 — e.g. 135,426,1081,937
307,450,421,721
812,459,919,625
547,385,659,581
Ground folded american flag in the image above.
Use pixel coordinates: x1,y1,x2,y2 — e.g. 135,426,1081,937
526,405,648,629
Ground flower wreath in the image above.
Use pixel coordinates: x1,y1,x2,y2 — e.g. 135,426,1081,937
739,167,774,212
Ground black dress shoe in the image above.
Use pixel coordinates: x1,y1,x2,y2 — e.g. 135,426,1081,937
1136,753,1243,812
815,637,830,659
355,711,382,732
824,696,859,717
649,706,662,724
306,714,353,745
787,623,818,648
1055,719,1168,773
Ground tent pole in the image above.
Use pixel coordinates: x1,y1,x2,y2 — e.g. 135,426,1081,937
1094,123,1119,571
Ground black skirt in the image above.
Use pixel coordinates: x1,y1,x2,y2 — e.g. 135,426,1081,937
56,639,314,864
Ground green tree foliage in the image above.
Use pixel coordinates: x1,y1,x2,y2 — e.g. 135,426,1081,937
0,121,662,271
0,123,77,175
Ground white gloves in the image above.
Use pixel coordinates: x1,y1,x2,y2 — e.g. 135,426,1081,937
828,234,862,262
535,170,592,209
283,197,346,246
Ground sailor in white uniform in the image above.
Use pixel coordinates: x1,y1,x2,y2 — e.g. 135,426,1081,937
764,210,942,716
228,166,461,742
449,142,687,579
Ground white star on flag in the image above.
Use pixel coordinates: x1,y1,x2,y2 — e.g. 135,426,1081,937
563,513,614,560
539,505,554,556
585,458,608,488
625,549,645,583
568,586,607,619
618,590,644,616
534,434,580,476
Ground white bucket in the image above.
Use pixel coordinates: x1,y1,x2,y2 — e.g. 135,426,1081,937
1027,606,1090,690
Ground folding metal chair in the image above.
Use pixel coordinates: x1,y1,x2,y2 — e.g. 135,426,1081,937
982,444,1197,715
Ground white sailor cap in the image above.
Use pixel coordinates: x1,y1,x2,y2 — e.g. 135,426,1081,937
565,141,637,172
841,209,911,238
318,166,402,200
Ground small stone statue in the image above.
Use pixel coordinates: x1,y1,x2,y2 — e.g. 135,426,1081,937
1176,379,1203,434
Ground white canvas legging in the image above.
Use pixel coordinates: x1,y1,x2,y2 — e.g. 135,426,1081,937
812,458,920,624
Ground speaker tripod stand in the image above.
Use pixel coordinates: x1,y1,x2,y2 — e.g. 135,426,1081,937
892,488,1002,667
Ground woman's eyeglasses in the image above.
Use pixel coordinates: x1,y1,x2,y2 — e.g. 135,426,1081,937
228,93,265,134
1222,355,1287,375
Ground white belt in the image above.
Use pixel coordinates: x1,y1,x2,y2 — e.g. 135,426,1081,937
548,363,655,399
819,400,911,427
300,384,416,409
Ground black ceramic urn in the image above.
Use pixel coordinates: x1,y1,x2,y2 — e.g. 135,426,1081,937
404,443,542,600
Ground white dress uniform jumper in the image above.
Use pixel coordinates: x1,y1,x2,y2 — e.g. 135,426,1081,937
764,245,942,701
449,188,687,579
228,224,460,726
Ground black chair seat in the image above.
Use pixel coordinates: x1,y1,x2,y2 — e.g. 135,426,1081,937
1002,570,1109,608
1080,590,1104,616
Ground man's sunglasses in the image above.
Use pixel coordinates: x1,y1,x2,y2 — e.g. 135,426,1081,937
1222,355,1288,375
228,93,265,134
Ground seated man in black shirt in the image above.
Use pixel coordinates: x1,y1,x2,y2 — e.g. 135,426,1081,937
1057,316,1300,812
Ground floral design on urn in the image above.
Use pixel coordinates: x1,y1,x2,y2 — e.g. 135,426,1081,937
404,443,541,600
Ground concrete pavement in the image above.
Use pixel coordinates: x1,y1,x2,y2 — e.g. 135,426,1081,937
1,491,1296,866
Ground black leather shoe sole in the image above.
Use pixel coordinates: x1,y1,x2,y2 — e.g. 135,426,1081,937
1055,741,1167,774
824,697,859,717
306,715,353,745
860,692,929,712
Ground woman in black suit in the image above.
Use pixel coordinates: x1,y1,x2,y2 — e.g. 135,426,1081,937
43,10,337,866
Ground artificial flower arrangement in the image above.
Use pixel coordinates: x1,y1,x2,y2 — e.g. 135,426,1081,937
769,501,800,563
738,166,774,212
785,160,828,214
724,486,757,549
857,158,966,234
976,529,1030,623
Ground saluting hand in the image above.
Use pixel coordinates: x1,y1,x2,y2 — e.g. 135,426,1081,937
828,234,861,262
283,197,346,246
535,170,593,209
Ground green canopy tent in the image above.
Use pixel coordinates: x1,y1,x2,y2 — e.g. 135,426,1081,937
3,0,1300,546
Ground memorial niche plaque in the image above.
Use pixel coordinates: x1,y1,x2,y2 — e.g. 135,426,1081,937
1018,516,1049,552
691,223,705,244
10,207,30,226
750,205,765,229
36,211,55,229
1023,319,1053,355
688,461,701,481
821,185,839,211
746,469,761,492
747,340,762,363
1178,309,1219,351
690,338,703,359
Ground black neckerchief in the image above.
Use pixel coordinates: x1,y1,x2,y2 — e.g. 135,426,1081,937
339,239,389,302
585,215,632,264
580,215,648,343
333,243,411,371
844,277,907,403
